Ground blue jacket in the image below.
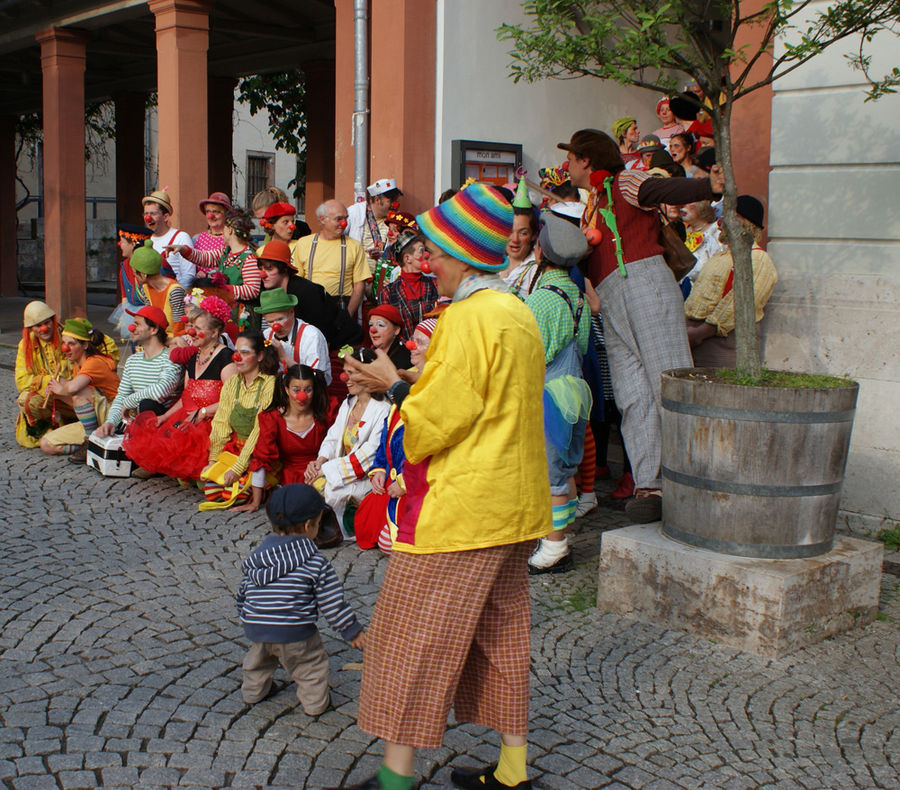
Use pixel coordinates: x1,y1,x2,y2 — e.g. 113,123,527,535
236,533,363,644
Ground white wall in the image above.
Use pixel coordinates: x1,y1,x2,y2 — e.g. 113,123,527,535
764,1,900,535
434,0,661,197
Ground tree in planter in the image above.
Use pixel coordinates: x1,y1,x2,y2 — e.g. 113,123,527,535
498,0,899,377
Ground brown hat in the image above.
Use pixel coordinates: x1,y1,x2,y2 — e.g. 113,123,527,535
558,129,622,171
142,189,173,215
256,239,297,271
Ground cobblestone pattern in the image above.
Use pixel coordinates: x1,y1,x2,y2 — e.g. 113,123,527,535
1,346,898,789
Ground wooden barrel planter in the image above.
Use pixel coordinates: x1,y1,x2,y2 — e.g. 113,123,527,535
660,369,859,559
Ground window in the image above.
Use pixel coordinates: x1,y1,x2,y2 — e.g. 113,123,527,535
246,152,275,200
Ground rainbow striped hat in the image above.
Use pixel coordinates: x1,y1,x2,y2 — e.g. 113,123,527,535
416,183,513,272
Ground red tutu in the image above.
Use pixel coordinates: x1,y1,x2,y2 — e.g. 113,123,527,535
123,379,223,480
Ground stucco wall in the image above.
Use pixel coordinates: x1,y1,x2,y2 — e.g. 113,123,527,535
764,2,900,535
434,0,661,198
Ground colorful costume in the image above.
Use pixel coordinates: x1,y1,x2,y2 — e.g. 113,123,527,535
353,405,406,552
14,324,74,448
316,395,390,533
377,272,439,339
203,372,275,503
249,411,328,487
123,345,232,480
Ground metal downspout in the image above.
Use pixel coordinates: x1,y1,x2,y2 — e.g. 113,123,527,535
351,0,369,202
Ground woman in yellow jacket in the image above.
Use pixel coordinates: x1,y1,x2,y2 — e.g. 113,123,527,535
340,184,550,790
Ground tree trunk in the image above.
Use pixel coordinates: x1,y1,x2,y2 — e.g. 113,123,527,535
715,107,761,377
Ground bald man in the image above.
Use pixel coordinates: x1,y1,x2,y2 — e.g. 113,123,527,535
292,200,371,318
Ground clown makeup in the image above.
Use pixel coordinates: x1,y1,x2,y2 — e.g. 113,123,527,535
118,235,137,259
258,262,288,291
61,336,87,362
32,318,55,342
272,215,295,243
204,204,226,231
286,376,314,411
657,102,675,125
142,203,166,232
368,316,400,351
409,329,431,370
263,311,294,338
232,341,262,373
506,214,536,261
402,241,426,272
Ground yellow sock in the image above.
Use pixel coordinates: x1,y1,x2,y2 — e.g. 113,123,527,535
492,742,528,786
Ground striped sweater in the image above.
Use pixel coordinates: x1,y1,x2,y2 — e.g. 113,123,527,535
105,347,181,427
235,534,363,644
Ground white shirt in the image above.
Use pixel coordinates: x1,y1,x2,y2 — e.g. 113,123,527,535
346,201,367,243
151,228,195,289
686,223,726,281
266,318,332,384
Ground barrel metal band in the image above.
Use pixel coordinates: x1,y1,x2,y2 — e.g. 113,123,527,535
661,398,856,424
662,467,842,497
662,523,834,560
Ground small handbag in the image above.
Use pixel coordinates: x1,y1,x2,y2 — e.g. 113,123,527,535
658,212,697,281
199,451,252,510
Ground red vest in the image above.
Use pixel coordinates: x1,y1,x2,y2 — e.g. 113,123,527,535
586,173,664,283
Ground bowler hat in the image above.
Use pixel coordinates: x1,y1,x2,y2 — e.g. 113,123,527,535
736,195,765,229
254,287,298,315
199,192,233,215
256,240,297,270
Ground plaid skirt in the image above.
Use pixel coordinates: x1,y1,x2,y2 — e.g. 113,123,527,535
357,541,532,748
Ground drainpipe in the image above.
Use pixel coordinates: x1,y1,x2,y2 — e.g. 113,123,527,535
351,0,369,203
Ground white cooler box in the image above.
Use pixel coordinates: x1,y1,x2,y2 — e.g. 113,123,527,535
86,434,133,477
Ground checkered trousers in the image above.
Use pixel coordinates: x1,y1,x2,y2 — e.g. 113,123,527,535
357,542,532,748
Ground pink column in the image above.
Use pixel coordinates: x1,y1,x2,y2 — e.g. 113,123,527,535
147,0,210,235
333,0,356,204
36,27,89,319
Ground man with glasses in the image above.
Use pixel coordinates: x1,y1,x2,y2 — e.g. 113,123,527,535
292,199,371,319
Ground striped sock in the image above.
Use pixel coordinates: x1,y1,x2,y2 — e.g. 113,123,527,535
552,503,569,531
74,402,98,436
59,444,81,456
567,497,578,526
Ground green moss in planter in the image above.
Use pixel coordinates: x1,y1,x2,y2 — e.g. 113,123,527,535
714,369,854,389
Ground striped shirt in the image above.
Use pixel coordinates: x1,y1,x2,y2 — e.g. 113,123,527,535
105,347,181,427
235,533,363,644
208,372,276,475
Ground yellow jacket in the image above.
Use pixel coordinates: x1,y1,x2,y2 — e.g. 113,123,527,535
395,288,551,554
15,332,72,395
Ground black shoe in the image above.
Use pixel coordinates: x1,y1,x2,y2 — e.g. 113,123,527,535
527,551,573,575
451,764,532,789
324,778,379,790
315,507,344,549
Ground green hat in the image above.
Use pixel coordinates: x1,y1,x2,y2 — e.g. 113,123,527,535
254,287,298,314
512,178,532,209
62,317,93,342
612,116,636,140
130,240,162,274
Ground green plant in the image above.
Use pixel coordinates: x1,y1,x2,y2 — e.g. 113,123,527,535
876,525,900,551
716,369,853,389
498,0,899,379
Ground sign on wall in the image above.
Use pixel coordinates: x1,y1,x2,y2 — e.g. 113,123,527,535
450,140,523,188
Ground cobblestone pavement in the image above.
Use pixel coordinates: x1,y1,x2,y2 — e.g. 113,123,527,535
1,344,898,789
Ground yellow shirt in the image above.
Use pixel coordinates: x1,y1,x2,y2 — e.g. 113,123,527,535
396,288,551,554
685,247,777,336
208,372,276,476
291,234,370,297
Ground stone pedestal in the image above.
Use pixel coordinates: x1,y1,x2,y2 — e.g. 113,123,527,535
596,523,883,658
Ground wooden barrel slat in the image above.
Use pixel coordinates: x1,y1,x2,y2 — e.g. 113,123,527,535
661,369,859,559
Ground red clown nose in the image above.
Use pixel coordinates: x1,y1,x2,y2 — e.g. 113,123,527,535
338,219,348,230
288,224,295,232
143,214,153,224
187,328,197,337
295,391,309,403
420,260,431,274
271,322,283,334
180,316,189,323
339,372,349,382
405,340,417,350
232,352,242,363
584,228,603,246
391,201,400,210
128,323,137,333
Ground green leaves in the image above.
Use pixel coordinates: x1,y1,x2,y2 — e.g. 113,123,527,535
236,70,307,158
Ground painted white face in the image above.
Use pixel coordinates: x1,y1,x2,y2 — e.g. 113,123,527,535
368,316,400,350
409,330,431,370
